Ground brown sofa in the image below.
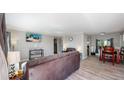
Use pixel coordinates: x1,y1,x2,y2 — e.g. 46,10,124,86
28,51,80,80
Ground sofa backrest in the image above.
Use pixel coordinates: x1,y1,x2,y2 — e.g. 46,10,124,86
66,48,76,52
28,51,80,80
28,51,79,68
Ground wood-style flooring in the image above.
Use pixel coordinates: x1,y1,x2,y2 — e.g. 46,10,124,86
66,56,124,80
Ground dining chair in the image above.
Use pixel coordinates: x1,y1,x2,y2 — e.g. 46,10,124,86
117,47,124,64
103,46,115,65
99,47,103,61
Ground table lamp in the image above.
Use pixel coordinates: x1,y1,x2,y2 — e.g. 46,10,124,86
7,51,20,78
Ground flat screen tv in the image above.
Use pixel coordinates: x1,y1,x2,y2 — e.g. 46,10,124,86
26,32,42,42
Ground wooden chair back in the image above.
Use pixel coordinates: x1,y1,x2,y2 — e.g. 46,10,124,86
104,46,114,54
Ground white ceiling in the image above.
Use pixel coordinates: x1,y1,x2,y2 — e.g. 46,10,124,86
5,13,124,36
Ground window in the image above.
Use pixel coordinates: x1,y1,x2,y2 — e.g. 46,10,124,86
104,40,107,46
97,38,113,47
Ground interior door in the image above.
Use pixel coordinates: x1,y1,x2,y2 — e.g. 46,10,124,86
54,38,57,54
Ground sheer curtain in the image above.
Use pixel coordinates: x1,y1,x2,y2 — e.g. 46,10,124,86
0,13,8,79
0,13,8,57
0,45,8,79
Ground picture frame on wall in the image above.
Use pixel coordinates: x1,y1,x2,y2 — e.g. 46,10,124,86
26,32,42,42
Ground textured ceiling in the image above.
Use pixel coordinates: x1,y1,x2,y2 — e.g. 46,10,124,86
5,13,124,36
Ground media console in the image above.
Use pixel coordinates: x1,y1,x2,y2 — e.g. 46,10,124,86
29,49,44,60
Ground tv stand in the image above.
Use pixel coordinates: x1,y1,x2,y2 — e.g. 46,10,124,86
29,49,44,60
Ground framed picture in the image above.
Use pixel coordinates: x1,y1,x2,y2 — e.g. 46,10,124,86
26,32,42,42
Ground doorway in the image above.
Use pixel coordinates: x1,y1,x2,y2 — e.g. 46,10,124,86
54,38,57,54
87,45,89,56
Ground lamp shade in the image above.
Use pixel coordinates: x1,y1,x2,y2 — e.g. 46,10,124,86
7,51,20,64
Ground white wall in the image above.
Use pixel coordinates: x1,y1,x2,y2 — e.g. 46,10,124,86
63,34,87,60
57,38,63,53
83,34,91,58
9,30,54,60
